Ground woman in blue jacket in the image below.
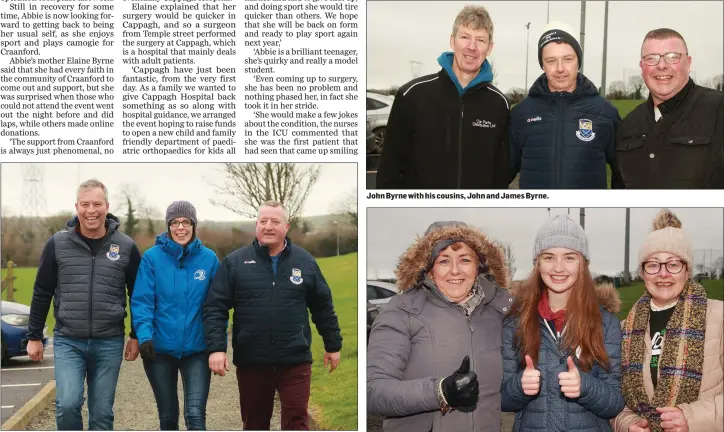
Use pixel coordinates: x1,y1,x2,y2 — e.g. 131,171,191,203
501,215,625,431
131,201,219,430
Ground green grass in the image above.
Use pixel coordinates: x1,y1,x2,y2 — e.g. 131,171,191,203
610,99,646,119
5,254,359,431
2,267,133,335
308,253,358,430
616,279,724,320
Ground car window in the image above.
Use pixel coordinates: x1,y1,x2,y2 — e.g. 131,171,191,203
366,98,388,110
375,287,396,299
367,286,378,300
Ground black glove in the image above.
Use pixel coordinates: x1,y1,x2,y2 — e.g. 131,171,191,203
442,355,479,408
140,341,156,362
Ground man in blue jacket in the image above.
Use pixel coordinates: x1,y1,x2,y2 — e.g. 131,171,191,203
376,4,510,189
26,179,141,430
510,22,623,189
203,201,343,431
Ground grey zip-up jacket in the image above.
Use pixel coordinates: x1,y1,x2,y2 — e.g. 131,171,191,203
367,224,513,432
27,214,141,340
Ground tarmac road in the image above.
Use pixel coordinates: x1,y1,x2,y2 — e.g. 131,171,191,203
1,341,55,424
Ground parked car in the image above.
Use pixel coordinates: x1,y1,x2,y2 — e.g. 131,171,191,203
1,301,47,364
366,92,394,153
366,120,376,154
366,280,398,342
694,273,711,282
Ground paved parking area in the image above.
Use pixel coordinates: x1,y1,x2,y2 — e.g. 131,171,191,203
1,341,55,424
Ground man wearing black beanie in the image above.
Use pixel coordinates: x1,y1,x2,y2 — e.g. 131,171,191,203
509,22,623,189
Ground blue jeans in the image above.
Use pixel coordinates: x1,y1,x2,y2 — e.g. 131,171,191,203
53,335,125,431
143,351,211,430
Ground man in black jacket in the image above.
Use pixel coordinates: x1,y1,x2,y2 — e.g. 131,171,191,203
203,201,343,431
510,22,622,189
615,28,724,188
376,5,510,189
26,179,141,431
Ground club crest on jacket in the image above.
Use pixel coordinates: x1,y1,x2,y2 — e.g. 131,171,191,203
290,268,303,285
575,118,595,142
106,244,120,261
194,269,206,281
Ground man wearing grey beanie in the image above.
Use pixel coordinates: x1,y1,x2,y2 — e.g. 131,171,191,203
509,21,623,189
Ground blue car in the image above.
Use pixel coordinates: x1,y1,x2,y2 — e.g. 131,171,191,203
1,301,47,364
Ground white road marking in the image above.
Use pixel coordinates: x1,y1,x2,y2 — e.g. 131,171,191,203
1,383,41,388
13,354,53,359
1,405,15,409
1,366,55,371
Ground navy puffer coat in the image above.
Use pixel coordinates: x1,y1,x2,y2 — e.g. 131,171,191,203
501,283,626,431
510,73,622,189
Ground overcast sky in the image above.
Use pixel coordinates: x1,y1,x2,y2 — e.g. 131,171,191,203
368,208,724,280
368,1,724,93
1,163,357,222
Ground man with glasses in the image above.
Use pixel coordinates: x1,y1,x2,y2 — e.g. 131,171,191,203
615,28,724,188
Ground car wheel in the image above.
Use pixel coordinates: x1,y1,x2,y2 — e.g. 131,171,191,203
373,127,386,153
1,334,7,365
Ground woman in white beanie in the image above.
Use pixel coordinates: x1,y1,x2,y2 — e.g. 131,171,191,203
613,209,723,432
502,215,625,431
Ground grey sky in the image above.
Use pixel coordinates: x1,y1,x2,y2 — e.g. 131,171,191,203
367,1,724,93
367,208,724,280
1,163,357,222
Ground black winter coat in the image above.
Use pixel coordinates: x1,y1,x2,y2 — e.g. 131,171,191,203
376,70,511,189
615,79,724,188
203,238,343,366
510,73,621,189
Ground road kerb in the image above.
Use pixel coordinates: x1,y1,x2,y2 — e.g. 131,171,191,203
1,380,55,431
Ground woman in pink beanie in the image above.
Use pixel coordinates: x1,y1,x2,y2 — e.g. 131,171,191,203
613,209,723,432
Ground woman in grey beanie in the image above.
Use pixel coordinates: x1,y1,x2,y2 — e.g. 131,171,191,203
501,215,625,431
131,201,220,430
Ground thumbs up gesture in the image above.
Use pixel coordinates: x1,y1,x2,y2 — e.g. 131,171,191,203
441,355,479,408
521,355,541,396
558,356,581,398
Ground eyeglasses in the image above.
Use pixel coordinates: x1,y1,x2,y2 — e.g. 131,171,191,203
170,220,192,227
642,52,686,66
642,260,685,275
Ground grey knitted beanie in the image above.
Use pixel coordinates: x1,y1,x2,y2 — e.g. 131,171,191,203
533,215,589,262
165,201,197,227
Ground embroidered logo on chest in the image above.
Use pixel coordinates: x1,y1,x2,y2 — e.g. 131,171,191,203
575,118,596,141
194,269,206,281
106,244,120,261
472,119,496,128
526,116,542,123
290,268,303,285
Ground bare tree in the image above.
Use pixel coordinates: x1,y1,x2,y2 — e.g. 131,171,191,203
115,184,147,238
333,189,358,227
713,74,723,92
505,87,527,105
499,242,517,282
607,80,628,100
210,163,321,226
628,76,645,100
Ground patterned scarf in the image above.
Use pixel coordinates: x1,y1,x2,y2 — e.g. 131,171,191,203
620,281,707,432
